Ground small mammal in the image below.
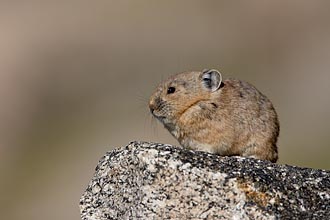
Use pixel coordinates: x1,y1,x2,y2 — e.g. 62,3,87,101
149,69,279,162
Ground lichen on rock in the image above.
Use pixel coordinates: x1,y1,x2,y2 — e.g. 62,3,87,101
80,141,330,219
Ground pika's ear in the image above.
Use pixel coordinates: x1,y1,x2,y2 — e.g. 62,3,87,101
201,69,222,92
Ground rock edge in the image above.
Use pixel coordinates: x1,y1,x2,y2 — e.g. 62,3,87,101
80,141,330,219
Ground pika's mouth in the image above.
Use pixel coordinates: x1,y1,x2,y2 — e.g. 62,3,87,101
149,109,167,123
151,111,166,121
149,106,162,117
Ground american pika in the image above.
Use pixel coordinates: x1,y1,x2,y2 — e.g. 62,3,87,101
149,69,279,162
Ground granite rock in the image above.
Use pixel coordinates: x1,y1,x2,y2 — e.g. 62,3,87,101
79,141,330,219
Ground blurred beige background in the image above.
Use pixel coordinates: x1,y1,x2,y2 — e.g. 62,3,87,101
1,1,330,219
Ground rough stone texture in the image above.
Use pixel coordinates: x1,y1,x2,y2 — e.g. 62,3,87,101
80,141,330,220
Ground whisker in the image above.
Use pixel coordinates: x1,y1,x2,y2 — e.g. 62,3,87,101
143,111,151,136
151,115,159,137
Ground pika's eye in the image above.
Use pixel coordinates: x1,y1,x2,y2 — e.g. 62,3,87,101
167,87,176,94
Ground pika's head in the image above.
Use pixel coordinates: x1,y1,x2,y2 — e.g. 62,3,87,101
149,69,222,128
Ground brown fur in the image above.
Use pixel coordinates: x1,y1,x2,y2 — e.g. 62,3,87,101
149,70,279,162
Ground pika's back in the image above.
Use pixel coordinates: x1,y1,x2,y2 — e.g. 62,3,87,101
219,78,278,122
149,69,279,162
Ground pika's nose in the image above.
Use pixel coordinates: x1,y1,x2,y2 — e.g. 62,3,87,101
149,100,156,114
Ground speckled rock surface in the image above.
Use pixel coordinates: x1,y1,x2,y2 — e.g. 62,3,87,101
80,141,330,220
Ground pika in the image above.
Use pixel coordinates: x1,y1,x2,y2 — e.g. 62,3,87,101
149,69,279,162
